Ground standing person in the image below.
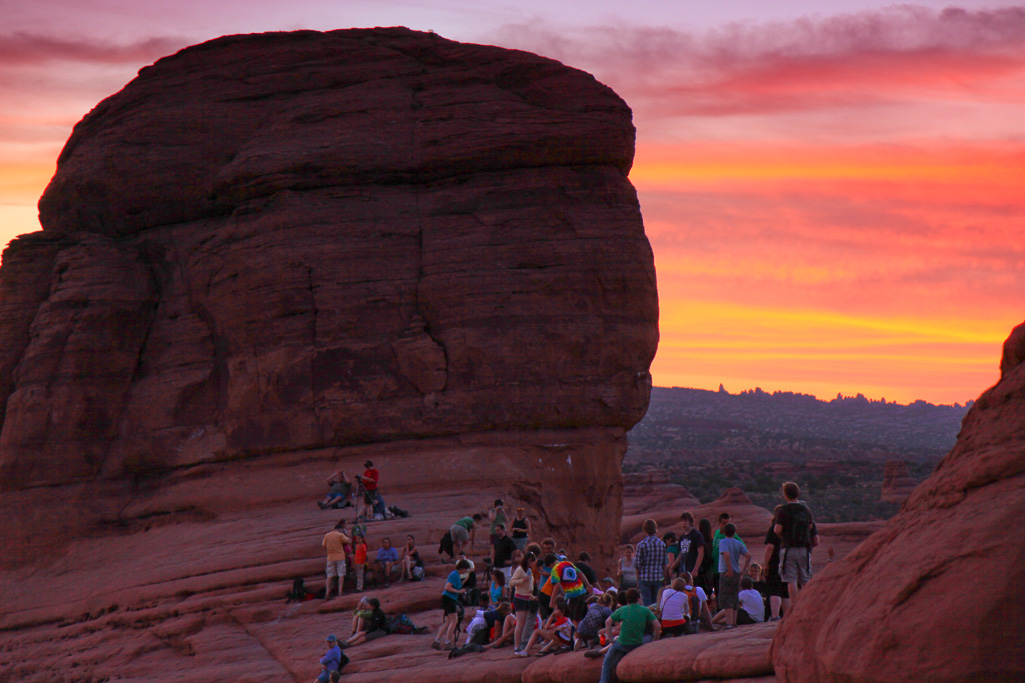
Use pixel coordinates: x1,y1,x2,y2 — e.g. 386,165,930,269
717,523,751,630
695,518,715,594
598,588,661,683
510,507,530,551
618,544,638,592
449,514,483,556
432,558,471,651
352,533,368,593
675,512,706,578
663,532,679,582
711,513,745,594
547,555,593,625
773,481,819,607
321,521,350,600
315,634,346,683
509,552,537,655
762,506,788,620
374,537,399,588
574,552,598,587
634,519,667,606
354,460,380,521
491,523,518,581
488,499,507,547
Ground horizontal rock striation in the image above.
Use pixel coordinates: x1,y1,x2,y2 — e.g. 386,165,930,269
772,320,1025,682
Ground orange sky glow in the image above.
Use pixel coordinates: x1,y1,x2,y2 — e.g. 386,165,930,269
1,5,1022,406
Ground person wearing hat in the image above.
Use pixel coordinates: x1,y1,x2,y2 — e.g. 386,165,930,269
316,634,347,682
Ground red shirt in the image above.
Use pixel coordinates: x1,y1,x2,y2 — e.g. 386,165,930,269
362,468,379,491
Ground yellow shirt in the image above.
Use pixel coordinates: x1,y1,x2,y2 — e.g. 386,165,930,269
322,530,350,561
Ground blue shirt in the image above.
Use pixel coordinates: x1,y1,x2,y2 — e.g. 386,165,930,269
376,547,399,563
718,537,747,573
320,645,342,671
443,570,462,600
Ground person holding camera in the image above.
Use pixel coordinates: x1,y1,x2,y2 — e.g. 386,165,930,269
354,460,381,521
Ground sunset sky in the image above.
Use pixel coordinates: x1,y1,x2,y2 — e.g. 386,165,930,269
2,1,1022,405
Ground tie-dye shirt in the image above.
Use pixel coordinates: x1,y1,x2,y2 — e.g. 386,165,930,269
550,560,587,599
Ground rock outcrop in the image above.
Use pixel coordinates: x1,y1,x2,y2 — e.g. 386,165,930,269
773,321,1025,682
0,28,658,569
879,459,916,503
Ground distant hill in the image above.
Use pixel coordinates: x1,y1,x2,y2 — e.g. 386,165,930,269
627,386,970,464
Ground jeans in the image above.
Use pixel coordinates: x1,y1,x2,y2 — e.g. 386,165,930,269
638,580,663,607
599,641,640,683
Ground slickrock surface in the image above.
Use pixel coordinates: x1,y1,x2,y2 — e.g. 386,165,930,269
618,622,777,681
773,321,1025,682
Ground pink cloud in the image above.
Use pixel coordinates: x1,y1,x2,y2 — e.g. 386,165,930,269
0,32,187,66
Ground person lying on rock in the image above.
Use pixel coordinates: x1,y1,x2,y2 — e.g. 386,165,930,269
315,634,347,683
319,467,353,509
449,514,484,556
343,597,389,648
596,587,660,682
374,537,400,588
520,597,573,656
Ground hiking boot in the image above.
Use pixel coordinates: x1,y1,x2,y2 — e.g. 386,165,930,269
430,641,441,650
443,642,455,650
768,616,781,622
317,502,328,509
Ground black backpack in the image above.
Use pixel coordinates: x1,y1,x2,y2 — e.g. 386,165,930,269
783,503,814,548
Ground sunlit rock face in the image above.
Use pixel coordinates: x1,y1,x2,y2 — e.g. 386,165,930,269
0,28,658,566
772,320,1025,683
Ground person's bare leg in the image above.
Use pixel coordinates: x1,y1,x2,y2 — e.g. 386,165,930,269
711,609,726,624
787,581,799,606
513,611,527,651
769,595,782,619
726,608,736,627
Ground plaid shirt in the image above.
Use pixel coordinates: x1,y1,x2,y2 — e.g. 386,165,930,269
634,534,667,582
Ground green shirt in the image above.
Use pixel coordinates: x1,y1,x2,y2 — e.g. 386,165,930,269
610,603,656,648
489,508,507,534
454,517,474,531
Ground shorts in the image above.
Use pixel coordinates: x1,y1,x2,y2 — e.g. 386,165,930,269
565,595,589,623
660,619,687,637
554,630,573,646
513,595,533,612
442,595,460,615
364,629,388,642
513,536,528,551
450,524,469,544
737,610,759,625
326,560,346,578
718,572,741,609
779,546,812,584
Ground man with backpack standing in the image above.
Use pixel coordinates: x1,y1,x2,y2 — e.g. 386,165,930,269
772,481,819,607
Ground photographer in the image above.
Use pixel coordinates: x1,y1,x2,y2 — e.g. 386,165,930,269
354,460,381,521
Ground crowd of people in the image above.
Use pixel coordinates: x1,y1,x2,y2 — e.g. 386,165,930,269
311,467,822,683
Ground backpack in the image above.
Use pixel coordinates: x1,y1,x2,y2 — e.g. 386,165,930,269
682,587,701,624
386,613,417,635
286,577,307,603
411,566,425,581
782,503,814,548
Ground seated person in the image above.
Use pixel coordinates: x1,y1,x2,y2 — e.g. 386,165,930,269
343,597,389,647
375,537,400,587
737,576,766,625
656,578,691,637
318,468,352,509
521,598,573,656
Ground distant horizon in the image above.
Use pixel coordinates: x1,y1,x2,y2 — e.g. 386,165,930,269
654,383,976,409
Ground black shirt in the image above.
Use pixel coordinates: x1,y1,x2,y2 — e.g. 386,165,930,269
678,528,705,574
493,535,518,568
574,561,597,585
511,517,528,538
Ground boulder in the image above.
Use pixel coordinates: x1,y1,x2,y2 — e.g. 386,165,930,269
772,321,1025,682
0,27,657,569
617,622,777,681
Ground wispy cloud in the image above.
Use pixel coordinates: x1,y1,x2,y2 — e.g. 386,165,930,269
0,32,187,66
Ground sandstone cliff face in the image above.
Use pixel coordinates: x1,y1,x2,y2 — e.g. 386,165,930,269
879,459,916,503
0,28,657,566
773,321,1025,682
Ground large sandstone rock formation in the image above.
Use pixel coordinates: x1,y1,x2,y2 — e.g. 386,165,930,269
773,321,1025,682
0,28,657,567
